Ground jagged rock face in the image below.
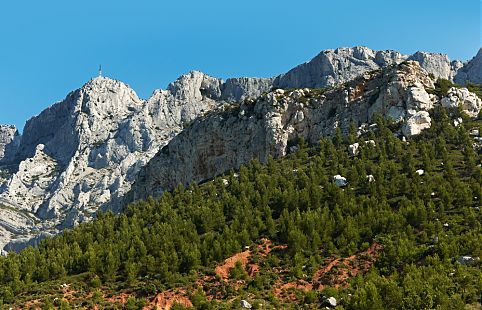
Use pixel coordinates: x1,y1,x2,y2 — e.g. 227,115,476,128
1,46,481,252
441,87,482,117
0,74,229,250
221,77,274,101
273,46,407,89
455,48,482,85
0,125,20,163
272,46,470,90
0,70,275,251
131,61,479,201
407,51,459,81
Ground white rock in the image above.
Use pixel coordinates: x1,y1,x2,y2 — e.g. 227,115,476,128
469,128,480,136
455,48,482,85
348,143,360,156
326,296,337,307
407,86,432,110
457,256,480,265
0,73,268,250
294,110,305,123
441,88,482,117
0,125,20,163
453,117,463,127
415,169,425,176
333,175,347,187
403,111,431,136
240,300,252,309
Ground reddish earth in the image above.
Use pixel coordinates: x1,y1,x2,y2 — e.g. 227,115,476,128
257,238,288,256
312,243,383,289
213,238,283,281
215,250,251,280
143,290,193,310
273,243,383,301
15,240,382,308
350,82,366,101
105,292,132,304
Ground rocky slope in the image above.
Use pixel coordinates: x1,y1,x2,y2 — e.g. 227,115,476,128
0,72,270,251
272,46,464,89
455,48,482,85
129,61,481,201
0,46,481,251
0,125,20,164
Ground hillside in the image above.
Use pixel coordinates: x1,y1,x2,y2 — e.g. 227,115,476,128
0,46,481,253
0,104,480,309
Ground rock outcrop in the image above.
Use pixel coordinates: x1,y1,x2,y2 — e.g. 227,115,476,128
0,72,268,250
1,46,481,251
407,51,459,81
441,87,482,117
272,46,470,90
129,61,481,201
273,46,406,89
455,48,482,85
0,125,20,163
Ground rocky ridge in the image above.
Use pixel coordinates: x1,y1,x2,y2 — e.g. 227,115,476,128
129,61,481,201
0,46,481,251
0,72,270,251
455,48,482,85
272,46,465,89
0,125,20,164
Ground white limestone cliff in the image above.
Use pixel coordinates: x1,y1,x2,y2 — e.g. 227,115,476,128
0,125,20,164
272,46,464,90
128,61,481,203
1,46,481,251
455,48,482,85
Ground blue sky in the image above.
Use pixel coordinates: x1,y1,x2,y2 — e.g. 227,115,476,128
0,0,480,131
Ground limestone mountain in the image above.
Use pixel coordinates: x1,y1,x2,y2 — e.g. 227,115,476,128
272,46,461,89
129,60,481,201
0,125,20,165
0,73,270,251
0,46,481,252
455,48,482,85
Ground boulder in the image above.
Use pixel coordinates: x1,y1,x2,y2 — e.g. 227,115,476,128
441,87,482,117
240,300,252,309
333,175,347,187
324,296,337,307
453,117,463,127
348,143,360,156
402,111,431,137
457,256,480,265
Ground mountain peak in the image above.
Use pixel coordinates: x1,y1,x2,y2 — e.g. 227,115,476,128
455,47,482,85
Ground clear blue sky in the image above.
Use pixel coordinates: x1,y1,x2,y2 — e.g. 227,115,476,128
0,0,480,131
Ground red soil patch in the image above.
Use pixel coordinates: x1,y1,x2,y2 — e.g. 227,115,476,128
143,290,193,310
247,263,260,277
257,238,288,257
313,243,383,289
215,250,251,280
273,243,383,301
20,301,41,310
350,82,366,101
105,292,132,304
